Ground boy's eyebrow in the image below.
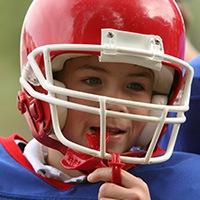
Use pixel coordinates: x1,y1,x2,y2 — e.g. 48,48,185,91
128,71,154,80
77,64,154,79
76,64,111,74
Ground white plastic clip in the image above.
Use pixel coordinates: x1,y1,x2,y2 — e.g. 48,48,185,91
100,28,164,71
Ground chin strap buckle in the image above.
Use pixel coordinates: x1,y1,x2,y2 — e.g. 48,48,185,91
108,152,125,185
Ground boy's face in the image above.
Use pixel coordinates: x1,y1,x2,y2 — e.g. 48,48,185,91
57,56,154,153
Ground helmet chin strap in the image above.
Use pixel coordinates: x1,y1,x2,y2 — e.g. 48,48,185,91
61,131,145,185
60,130,164,185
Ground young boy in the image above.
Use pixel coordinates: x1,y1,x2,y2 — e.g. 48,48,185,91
1,0,200,199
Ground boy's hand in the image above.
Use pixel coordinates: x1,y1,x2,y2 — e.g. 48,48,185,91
87,167,151,200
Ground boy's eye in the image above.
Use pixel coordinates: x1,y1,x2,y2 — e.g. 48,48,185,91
84,77,101,85
127,82,144,91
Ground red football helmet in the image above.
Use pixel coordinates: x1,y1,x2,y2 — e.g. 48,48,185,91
18,0,193,166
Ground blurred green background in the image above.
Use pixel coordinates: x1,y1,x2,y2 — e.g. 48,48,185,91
0,1,200,141
186,1,200,50
0,0,32,140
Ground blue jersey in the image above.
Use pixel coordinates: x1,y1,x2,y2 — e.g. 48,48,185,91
1,134,200,200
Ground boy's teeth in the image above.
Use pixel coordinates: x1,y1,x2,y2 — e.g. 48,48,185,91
91,127,125,135
107,129,125,135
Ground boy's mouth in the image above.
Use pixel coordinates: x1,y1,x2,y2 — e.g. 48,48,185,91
90,127,126,135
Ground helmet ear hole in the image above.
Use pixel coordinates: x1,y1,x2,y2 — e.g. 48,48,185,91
136,95,168,148
53,80,67,130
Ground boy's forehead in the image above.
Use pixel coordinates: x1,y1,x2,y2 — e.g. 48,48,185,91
64,55,154,74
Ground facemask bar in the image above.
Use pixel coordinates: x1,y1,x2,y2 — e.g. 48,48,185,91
20,29,194,164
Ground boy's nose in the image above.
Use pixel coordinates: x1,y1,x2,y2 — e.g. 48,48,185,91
106,102,128,113
103,89,129,113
